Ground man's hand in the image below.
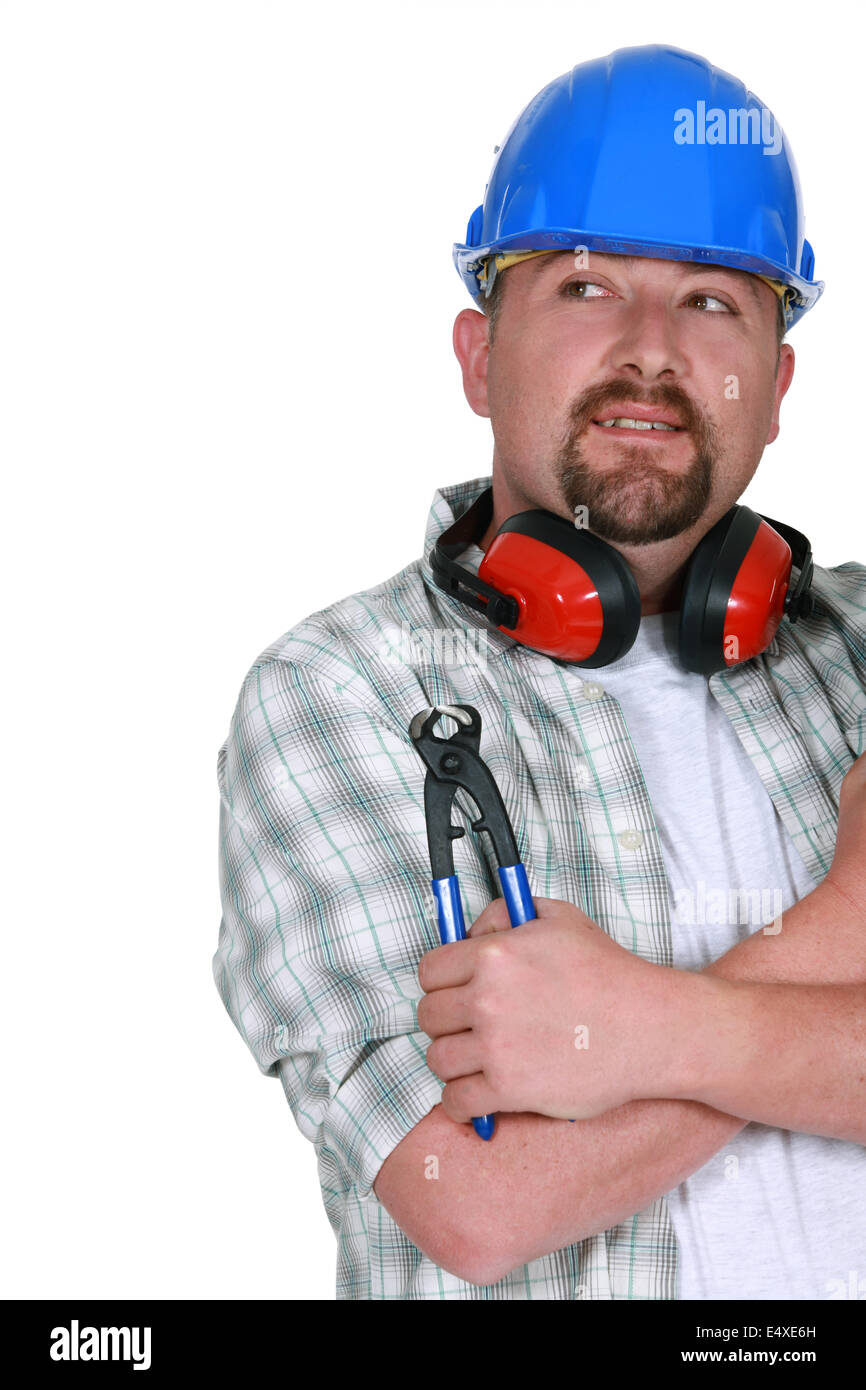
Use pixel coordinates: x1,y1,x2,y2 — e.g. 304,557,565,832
417,896,708,1125
825,751,866,913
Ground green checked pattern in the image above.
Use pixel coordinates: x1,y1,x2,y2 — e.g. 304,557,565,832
213,474,866,1300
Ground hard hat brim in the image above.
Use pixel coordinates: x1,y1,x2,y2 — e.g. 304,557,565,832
454,230,823,329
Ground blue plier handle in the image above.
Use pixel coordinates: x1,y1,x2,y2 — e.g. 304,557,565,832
409,703,536,1141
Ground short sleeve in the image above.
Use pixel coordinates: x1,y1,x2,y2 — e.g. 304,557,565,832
212,655,460,1201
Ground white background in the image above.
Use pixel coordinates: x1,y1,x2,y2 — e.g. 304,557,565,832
2,0,862,1301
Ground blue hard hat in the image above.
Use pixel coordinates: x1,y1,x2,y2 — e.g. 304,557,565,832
454,45,823,329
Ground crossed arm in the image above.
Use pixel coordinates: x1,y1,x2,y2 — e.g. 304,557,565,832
373,756,866,1286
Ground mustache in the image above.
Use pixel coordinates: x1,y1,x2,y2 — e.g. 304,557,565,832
565,380,702,437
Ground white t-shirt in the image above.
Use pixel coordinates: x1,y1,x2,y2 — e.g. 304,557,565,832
597,610,866,1300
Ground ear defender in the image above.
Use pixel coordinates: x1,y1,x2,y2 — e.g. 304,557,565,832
678,506,814,675
429,488,813,674
430,486,641,666
477,509,642,665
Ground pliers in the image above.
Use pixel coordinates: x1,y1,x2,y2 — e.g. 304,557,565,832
409,703,536,1140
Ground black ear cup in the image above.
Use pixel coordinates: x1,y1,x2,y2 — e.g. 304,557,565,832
678,506,801,676
679,507,760,675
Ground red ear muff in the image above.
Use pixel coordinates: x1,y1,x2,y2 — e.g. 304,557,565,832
431,488,813,675
429,488,641,666
478,509,641,665
678,506,801,675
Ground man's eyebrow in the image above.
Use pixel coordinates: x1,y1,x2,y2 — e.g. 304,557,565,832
534,250,765,307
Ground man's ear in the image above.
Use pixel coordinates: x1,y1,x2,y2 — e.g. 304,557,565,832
767,342,795,445
452,307,491,419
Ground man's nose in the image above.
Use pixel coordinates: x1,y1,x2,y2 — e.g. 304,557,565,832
602,295,690,382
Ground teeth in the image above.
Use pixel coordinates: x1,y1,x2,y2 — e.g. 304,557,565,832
598,417,678,430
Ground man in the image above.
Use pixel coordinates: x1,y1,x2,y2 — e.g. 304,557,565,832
213,45,866,1299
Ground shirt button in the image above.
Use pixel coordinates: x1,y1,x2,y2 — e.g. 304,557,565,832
618,829,643,850
574,759,591,784
581,681,604,701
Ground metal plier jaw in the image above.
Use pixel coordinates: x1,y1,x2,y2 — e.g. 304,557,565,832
409,703,521,881
409,703,537,1142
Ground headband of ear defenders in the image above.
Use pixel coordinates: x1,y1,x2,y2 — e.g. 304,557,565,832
429,486,814,673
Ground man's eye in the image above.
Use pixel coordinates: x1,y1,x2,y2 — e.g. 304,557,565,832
562,279,612,299
687,293,733,313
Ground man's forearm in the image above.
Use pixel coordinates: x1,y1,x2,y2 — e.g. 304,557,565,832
703,875,866,987
373,1093,747,1285
677,974,866,1142
682,875,866,1142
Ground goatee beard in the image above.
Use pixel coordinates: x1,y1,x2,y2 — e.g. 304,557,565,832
554,391,719,545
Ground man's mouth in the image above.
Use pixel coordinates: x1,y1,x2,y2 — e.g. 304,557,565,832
591,417,687,438
591,403,687,433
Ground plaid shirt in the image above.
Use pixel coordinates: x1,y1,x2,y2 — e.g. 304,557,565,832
213,474,866,1299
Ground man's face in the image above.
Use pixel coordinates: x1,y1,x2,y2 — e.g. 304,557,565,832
453,250,795,554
